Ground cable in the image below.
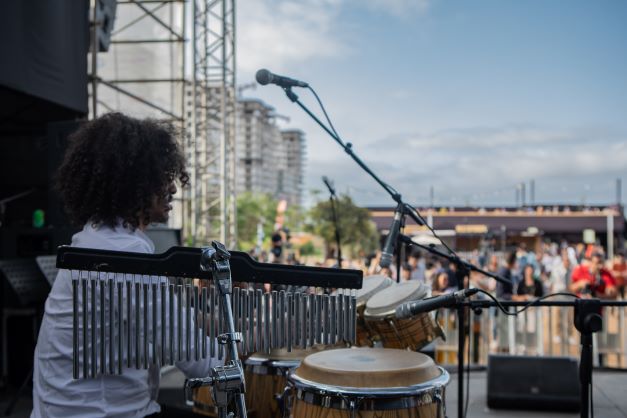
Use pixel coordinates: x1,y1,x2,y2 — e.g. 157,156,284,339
307,86,341,141
473,290,580,316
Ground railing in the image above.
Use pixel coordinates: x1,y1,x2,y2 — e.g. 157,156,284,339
433,303,627,368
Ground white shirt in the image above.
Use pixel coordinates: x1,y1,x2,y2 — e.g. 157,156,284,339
32,223,221,418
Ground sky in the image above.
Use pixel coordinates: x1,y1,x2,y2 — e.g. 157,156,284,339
236,0,627,208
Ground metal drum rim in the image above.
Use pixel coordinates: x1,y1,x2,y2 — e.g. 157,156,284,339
245,359,302,376
288,366,449,397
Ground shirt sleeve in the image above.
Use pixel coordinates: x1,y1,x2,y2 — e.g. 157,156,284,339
602,270,617,288
571,266,586,283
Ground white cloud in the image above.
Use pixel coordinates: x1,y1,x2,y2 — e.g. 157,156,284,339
304,125,627,206
237,0,433,75
237,0,348,75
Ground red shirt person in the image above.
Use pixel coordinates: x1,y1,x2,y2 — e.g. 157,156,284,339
570,253,618,299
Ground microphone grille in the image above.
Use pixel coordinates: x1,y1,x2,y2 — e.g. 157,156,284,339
255,69,271,85
379,252,393,268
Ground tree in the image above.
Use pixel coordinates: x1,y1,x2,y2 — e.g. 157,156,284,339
306,193,378,259
235,192,305,251
235,192,278,250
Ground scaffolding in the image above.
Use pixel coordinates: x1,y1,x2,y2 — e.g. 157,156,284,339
190,0,237,247
88,0,237,247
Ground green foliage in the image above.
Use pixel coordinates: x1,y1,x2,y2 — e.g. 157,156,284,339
236,192,278,250
298,241,317,256
235,192,305,250
306,194,378,258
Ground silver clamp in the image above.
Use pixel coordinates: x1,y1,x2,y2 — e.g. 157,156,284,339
184,362,244,413
218,332,243,345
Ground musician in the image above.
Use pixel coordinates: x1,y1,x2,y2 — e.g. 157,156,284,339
31,113,222,418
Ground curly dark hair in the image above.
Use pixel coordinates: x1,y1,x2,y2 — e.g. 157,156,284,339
56,113,189,229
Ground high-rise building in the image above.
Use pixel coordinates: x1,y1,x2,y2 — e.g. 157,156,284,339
236,99,305,206
280,129,306,206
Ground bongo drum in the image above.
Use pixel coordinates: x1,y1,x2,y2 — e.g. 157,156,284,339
287,347,449,418
335,275,393,346
364,281,445,350
245,348,312,418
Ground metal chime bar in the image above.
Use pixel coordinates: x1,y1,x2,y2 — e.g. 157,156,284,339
59,244,362,380
70,273,357,379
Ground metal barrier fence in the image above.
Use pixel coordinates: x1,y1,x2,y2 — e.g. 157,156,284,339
433,303,627,369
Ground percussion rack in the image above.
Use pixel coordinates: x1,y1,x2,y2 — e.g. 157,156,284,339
56,241,363,418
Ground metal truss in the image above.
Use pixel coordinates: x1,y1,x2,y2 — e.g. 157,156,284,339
190,0,237,248
88,0,188,232
88,0,237,248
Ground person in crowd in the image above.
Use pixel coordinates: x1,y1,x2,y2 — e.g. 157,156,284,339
270,229,284,263
575,243,586,264
31,113,222,418
444,261,459,289
400,262,413,282
609,250,626,298
432,270,452,295
380,266,394,279
570,252,618,299
496,251,517,301
422,260,437,289
486,254,499,274
549,249,572,293
407,251,426,281
514,264,544,300
367,251,382,275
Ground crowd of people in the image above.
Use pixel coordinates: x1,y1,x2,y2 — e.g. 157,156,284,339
360,241,626,301
247,236,626,303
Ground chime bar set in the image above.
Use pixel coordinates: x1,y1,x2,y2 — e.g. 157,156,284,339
56,245,363,380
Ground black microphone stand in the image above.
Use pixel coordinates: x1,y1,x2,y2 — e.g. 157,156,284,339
322,177,342,267
459,298,627,418
280,86,511,418
399,234,510,418
282,87,422,274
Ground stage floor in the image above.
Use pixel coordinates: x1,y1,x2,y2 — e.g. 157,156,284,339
2,367,626,417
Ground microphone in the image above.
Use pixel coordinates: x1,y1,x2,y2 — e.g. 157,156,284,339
379,205,403,268
322,176,336,196
256,69,309,88
395,288,479,319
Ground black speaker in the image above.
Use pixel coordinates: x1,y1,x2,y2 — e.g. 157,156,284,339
487,355,580,412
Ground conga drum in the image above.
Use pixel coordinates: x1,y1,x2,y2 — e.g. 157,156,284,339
245,348,313,418
287,347,449,417
334,275,393,346
364,281,445,350
193,349,311,417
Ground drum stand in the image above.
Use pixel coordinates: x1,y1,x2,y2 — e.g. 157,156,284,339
184,242,247,418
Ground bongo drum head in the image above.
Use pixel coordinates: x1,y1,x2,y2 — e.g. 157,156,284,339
294,347,440,388
364,281,429,318
355,275,394,305
333,275,393,306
